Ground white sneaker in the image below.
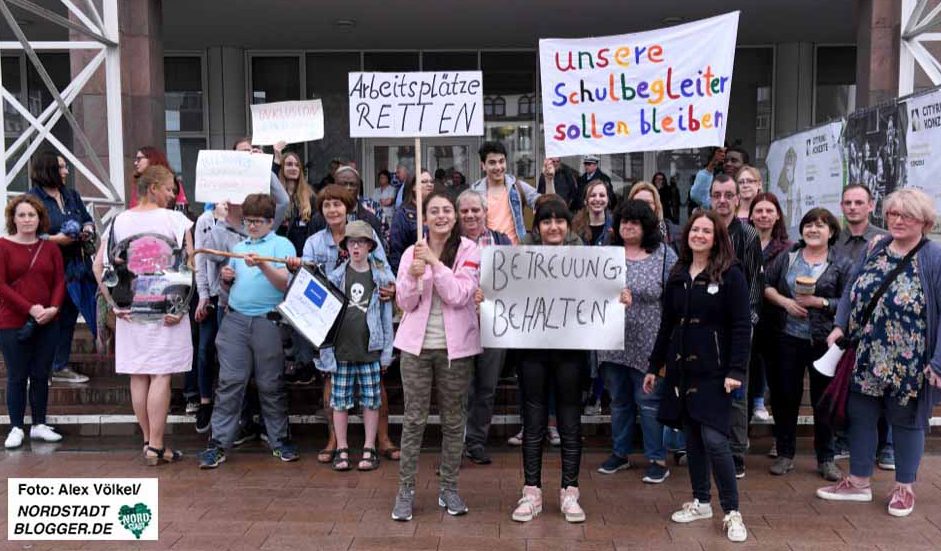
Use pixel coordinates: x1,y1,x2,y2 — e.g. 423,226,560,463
5,427,24,449
671,499,714,523
30,424,62,443
723,511,747,542
560,486,586,523
548,426,561,446
50,367,89,384
507,429,523,446
751,406,772,423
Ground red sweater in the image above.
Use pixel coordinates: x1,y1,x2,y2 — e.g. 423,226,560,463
0,238,66,329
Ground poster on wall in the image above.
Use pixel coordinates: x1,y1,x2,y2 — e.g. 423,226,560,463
538,12,739,158
901,87,941,223
765,121,845,231
843,102,907,228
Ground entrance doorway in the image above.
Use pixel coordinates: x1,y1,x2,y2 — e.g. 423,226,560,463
363,137,481,198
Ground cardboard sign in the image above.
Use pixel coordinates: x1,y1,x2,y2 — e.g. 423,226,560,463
478,246,625,350
250,99,324,145
194,150,272,204
348,71,484,137
539,12,739,157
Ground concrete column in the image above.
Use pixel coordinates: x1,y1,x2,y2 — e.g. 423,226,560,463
773,42,815,138
855,0,901,107
71,0,165,203
207,46,248,150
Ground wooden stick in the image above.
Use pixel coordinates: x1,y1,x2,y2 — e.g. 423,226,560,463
192,248,293,265
415,137,424,293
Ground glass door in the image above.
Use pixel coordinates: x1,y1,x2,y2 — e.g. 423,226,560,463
363,137,481,197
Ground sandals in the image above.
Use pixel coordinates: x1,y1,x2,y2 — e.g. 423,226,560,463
332,448,352,471
144,446,182,466
358,448,380,471
379,445,401,461
318,448,337,464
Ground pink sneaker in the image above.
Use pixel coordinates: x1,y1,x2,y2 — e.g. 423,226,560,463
887,485,915,517
816,478,873,502
560,486,586,523
511,485,542,522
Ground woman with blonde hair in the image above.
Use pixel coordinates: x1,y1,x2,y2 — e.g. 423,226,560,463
735,166,763,221
629,181,678,249
278,150,315,254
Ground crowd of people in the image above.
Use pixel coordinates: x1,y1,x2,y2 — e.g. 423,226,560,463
2,139,940,544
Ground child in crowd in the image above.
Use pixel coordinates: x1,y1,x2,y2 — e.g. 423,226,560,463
197,193,298,469
316,221,395,471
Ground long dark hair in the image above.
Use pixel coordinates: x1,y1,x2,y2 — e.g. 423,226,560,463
611,199,661,252
423,191,462,269
749,191,790,260
30,151,63,189
674,209,736,283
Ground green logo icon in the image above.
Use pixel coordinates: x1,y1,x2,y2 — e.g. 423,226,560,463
118,503,152,539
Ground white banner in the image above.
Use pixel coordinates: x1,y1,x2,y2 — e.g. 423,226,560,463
250,99,325,145
766,121,845,231
903,88,941,218
479,246,624,350
8,478,158,540
194,150,273,204
539,12,739,157
348,71,484,137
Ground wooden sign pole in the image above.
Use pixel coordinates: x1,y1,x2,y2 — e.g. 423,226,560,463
414,137,424,292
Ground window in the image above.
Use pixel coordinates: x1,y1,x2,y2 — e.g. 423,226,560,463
306,52,361,185
164,55,208,206
482,52,537,182
518,95,534,116
815,46,856,124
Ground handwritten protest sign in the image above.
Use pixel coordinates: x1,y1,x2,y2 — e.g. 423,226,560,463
539,12,739,157
348,71,484,137
479,246,625,350
194,150,273,203
250,99,325,145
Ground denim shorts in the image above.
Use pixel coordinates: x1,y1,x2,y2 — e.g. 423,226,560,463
330,360,382,410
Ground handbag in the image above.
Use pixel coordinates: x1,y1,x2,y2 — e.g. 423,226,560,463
818,238,927,428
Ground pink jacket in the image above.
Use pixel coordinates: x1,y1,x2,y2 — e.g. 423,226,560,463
394,237,482,360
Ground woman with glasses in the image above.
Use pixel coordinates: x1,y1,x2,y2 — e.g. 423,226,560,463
818,188,941,518
735,166,763,222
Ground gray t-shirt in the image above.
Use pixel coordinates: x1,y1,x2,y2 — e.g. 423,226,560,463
334,265,379,363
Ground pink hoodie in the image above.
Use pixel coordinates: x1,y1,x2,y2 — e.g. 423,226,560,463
394,236,482,360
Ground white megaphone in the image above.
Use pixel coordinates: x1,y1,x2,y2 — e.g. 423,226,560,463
813,344,845,377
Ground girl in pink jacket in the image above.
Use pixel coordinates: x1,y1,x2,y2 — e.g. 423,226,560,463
391,192,481,522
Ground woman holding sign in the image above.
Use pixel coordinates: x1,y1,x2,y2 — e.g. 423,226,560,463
391,192,481,522
644,210,751,542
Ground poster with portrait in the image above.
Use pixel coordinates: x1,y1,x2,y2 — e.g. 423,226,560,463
765,121,845,232
843,102,907,227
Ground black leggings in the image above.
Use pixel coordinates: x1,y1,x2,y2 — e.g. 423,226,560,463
518,349,584,488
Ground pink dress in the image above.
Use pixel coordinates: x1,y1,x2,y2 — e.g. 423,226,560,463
111,208,193,375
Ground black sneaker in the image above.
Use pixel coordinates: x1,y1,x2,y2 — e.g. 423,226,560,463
233,423,261,447
733,456,746,479
464,447,492,465
195,403,212,434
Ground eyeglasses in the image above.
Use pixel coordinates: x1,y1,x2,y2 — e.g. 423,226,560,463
885,210,921,224
710,192,737,200
345,238,371,248
242,217,271,228
737,179,759,185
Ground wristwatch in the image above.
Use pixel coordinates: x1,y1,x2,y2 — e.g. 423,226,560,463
821,298,830,309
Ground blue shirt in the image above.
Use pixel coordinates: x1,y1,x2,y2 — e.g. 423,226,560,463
689,168,714,209
228,231,295,316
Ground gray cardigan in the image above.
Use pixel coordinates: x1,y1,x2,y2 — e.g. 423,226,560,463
835,236,941,426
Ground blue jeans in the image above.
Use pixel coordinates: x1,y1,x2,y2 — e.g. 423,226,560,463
1,322,58,427
186,297,219,401
52,292,78,372
602,363,665,461
664,427,686,452
848,391,925,484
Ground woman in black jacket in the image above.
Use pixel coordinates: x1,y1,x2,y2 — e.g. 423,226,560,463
644,209,751,543
763,208,853,481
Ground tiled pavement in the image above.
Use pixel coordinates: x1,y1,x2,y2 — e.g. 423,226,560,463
2,439,941,550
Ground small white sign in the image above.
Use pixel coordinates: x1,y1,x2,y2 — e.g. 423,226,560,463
194,150,273,204
8,478,158,541
479,246,625,350
250,99,325,146
348,71,484,137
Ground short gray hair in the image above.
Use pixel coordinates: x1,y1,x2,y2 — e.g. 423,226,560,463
883,187,937,234
456,189,487,212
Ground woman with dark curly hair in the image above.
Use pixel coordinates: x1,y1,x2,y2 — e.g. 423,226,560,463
597,200,677,483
